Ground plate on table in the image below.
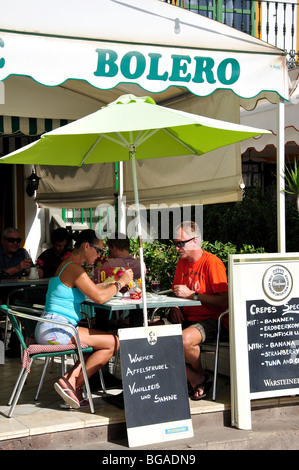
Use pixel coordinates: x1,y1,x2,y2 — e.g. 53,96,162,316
106,298,125,304
148,294,169,301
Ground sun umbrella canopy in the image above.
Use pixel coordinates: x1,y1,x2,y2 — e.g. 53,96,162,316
0,94,271,326
0,94,270,166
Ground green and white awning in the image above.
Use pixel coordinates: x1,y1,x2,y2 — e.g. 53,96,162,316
0,0,288,101
0,116,68,136
0,115,70,156
0,0,289,242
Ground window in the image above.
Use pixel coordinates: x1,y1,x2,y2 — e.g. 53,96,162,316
183,1,255,35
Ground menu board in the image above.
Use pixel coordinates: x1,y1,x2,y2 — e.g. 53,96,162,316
229,253,299,430
246,298,299,393
119,324,193,448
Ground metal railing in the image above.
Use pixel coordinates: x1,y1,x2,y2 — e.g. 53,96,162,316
164,1,299,68
62,207,113,234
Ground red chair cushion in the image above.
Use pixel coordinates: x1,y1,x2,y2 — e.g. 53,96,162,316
22,343,89,372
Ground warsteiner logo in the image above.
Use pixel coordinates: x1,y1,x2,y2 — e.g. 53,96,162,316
262,265,293,301
147,331,157,345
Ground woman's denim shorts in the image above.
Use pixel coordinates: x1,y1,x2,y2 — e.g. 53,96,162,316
35,313,77,345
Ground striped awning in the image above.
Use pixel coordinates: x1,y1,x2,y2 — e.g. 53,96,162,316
0,116,68,136
0,116,69,156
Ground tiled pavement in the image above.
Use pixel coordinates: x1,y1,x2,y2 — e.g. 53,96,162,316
0,355,230,443
0,355,298,450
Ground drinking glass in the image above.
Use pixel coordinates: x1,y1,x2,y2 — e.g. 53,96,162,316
129,280,142,299
151,279,161,293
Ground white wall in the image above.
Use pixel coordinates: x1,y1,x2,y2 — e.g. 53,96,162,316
23,165,44,262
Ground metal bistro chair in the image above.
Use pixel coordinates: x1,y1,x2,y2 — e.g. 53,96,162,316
0,305,95,417
201,309,229,401
150,307,229,401
4,285,48,351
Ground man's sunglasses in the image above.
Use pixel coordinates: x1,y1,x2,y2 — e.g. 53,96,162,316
90,243,102,255
173,237,195,248
4,237,22,244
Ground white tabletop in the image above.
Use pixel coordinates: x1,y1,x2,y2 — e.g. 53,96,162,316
84,293,201,311
0,278,50,287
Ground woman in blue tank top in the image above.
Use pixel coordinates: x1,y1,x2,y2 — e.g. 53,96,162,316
35,229,133,409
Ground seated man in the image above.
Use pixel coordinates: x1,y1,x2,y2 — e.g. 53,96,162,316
169,221,228,400
0,227,32,352
37,227,70,278
100,232,141,279
0,227,31,278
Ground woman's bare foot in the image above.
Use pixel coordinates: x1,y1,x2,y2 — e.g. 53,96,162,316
186,364,206,398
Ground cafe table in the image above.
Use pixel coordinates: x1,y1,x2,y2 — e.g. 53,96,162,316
0,278,50,305
82,293,201,380
83,292,201,323
0,278,50,288
0,277,50,307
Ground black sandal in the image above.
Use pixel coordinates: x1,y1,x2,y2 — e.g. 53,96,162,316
190,375,211,401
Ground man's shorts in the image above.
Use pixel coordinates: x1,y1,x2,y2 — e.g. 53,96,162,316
181,318,228,344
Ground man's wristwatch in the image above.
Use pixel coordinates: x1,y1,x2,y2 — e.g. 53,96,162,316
114,281,122,291
193,292,200,301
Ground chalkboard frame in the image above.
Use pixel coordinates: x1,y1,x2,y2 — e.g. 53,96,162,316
229,253,299,431
118,324,194,448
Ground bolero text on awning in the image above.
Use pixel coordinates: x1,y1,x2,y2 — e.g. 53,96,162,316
0,32,288,101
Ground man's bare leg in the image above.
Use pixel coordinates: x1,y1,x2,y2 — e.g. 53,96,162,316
183,326,207,398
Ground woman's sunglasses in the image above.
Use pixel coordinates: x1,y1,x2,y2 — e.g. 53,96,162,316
90,243,102,255
173,237,195,248
4,237,22,244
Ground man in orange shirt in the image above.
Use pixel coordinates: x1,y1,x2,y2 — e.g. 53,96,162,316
169,221,228,400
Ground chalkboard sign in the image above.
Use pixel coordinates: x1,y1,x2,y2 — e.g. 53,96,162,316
119,324,193,448
229,253,299,430
247,298,299,393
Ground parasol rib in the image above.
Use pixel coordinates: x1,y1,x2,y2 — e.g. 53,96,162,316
80,135,103,166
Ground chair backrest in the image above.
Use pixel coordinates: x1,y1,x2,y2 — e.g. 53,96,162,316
1,305,28,351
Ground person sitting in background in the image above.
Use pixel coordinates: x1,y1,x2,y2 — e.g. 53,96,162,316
0,227,32,354
97,232,143,328
37,227,70,278
35,229,133,409
0,227,31,278
100,232,141,279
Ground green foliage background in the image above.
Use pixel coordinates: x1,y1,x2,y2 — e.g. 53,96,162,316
203,185,299,253
103,186,299,291
129,238,265,290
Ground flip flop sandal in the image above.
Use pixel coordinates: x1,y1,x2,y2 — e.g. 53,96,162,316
76,387,89,408
80,399,90,408
187,373,209,398
190,380,212,401
54,382,80,409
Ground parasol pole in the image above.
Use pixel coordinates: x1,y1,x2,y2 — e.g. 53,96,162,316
276,98,285,253
118,161,126,233
129,146,148,327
